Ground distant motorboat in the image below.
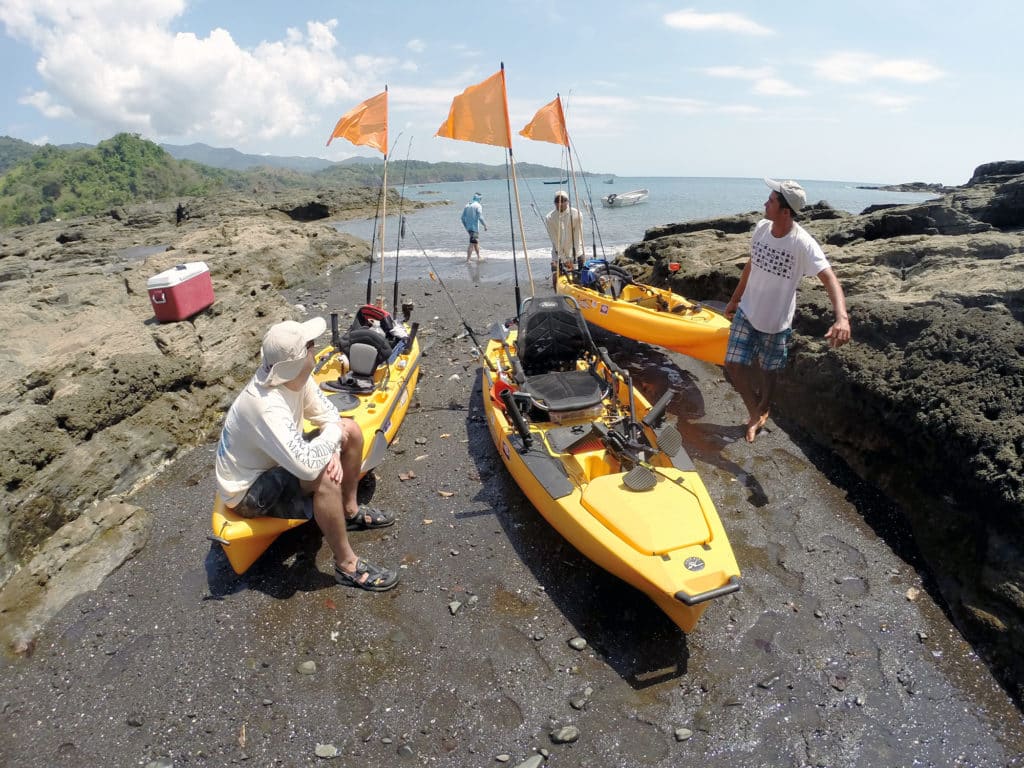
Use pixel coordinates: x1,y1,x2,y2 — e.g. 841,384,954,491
543,178,569,184
601,188,648,208
603,177,615,184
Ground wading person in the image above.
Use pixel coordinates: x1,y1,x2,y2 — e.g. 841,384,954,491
461,192,487,261
545,190,584,288
215,318,400,591
724,178,851,443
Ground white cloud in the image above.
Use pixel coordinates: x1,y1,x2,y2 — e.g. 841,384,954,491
753,78,807,97
856,91,916,111
815,52,944,84
663,9,773,36
0,2,397,147
704,66,774,80
19,90,73,118
406,38,425,53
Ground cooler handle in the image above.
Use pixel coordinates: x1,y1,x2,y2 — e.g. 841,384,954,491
151,290,167,304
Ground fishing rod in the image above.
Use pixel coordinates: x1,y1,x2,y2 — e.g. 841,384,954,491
364,130,404,306
405,224,496,373
392,136,413,315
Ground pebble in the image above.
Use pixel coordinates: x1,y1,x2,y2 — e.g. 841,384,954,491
550,725,579,744
495,754,510,763
674,727,694,741
513,756,544,768
568,636,587,650
126,714,144,727
448,601,462,615
398,744,415,757
314,743,340,758
757,672,781,689
415,437,427,445
297,660,317,675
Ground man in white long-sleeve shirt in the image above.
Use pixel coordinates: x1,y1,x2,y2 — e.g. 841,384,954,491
216,317,399,591
545,190,584,288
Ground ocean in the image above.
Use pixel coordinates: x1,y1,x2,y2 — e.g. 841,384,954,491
332,175,938,285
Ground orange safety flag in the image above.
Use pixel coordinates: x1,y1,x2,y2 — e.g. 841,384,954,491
326,91,388,153
519,96,569,147
435,70,511,149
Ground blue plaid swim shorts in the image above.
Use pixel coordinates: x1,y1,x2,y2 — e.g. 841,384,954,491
725,307,792,371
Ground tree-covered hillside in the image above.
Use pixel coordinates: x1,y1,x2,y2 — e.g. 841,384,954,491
0,134,246,226
0,133,575,227
0,136,40,175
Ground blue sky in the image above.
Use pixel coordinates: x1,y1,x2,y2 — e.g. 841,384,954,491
1,1,1019,184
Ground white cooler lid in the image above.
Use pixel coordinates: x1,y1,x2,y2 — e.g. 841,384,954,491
147,261,209,289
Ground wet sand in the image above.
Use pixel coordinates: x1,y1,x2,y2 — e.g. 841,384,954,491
1,263,1022,767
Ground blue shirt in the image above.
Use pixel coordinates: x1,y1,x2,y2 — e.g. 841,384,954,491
461,201,486,232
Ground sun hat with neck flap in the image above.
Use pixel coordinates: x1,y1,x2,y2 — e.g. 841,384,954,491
254,317,327,386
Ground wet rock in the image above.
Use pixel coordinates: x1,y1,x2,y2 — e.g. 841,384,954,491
314,742,340,758
550,725,579,744
567,636,587,650
673,727,693,742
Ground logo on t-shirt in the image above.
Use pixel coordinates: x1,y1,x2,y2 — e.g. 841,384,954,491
752,240,795,279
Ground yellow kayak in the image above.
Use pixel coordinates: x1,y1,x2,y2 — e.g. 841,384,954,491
210,305,421,575
481,295,740,632
556,270,731,365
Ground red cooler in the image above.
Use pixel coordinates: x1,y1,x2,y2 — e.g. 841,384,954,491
147,262,214,322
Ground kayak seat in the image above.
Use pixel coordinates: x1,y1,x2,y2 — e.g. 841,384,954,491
515,294,609,413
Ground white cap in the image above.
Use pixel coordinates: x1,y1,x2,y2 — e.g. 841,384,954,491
254,317,326,386
764,177,807,212
554,190,569,201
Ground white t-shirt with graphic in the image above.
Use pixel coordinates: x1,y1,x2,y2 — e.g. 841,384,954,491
740,219,831,333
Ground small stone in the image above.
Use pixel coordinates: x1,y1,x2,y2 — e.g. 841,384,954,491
569,696,588,710
906,586,921,601
398,744,415,757
550,725,579,744
262,699,273,706
533,631,545,641
917,630,928,642
568,636,587,651
495,755,510,763
757,672,781,689
145,761,173,768
297,660,317,675
314,743,339,758
382,737,393,744
813,609,824,618
126,714,144,727
448,601,462,615
512,756,543,768
674,727,693,742
415,437,427,445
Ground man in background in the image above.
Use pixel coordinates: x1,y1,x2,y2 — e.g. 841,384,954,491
545,190,584,288
461,192,487,261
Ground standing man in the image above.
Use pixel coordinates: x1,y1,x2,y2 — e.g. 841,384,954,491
724,178,851,443
545,190,585,288
461,192,487,261
216,317,400,591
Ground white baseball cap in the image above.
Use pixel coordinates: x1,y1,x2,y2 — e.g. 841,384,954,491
254,317,326,386
764,178,807,212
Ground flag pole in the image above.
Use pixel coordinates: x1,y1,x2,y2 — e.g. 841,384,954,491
377,86,389,308
500,64,535,303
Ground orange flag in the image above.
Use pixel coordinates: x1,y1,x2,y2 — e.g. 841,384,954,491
326,91,388,153
519,96,569,147
435,70,511,149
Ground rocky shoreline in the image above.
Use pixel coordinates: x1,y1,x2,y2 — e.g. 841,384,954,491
0,162,1022,706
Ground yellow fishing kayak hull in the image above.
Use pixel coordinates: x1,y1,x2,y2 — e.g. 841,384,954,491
557,275,731,365
209,332,421,575
481,331,740,633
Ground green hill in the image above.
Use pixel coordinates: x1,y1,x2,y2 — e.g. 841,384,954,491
0,133,577,227
0,134,242,227
0,136,41,175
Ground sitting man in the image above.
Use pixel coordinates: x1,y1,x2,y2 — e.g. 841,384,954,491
215,317,399,591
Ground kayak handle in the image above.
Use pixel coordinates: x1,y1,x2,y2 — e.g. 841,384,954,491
675,576,741,606
207,534,230,546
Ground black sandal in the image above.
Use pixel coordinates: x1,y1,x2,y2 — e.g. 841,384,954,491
345,506,396,531
334,559,400,592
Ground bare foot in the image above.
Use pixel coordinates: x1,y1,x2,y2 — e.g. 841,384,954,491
744,410,770,443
